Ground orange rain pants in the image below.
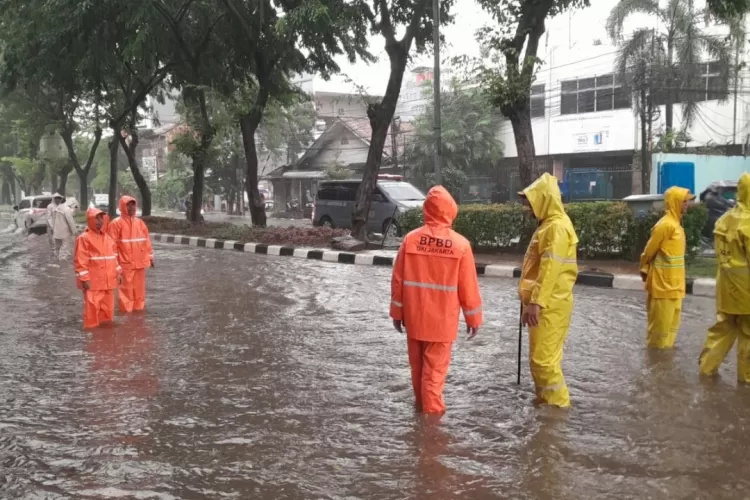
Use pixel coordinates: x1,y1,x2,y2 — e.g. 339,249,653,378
83,290,115,329
407,340,452,414
119,268,146,312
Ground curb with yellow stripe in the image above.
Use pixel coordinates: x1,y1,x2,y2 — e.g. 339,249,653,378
148,232,716,298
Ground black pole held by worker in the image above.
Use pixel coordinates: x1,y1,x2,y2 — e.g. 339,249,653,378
517,304,523,385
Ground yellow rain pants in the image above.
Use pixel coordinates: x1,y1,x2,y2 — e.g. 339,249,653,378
529,299,572,408
646,297,682,349
699,314,750,382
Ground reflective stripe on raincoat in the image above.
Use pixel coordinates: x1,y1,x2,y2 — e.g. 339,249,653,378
640,186,692,299
390,186,483,342
714,172,750,315
518,173,579,308
108,196,153,270
74,208,121,291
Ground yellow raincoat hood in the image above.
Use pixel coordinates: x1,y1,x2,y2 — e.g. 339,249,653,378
663,186,692,220
715,173,750,245
522,173,565,222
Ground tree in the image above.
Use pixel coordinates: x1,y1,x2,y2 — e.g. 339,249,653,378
217,0,371,227
708,0,750,19
406,67,504,198
152,0,236,222
0,0,106,207
479,0,589,188
93,0,174,217
349,0,451,239
607,0,733,193
155,151,193,210
607,0,732,134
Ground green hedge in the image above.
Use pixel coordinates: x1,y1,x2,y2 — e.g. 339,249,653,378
398,202,708,261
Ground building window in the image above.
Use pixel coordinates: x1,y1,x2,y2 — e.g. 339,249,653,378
560,74,630,115
341,136,349,145
652,61,729,106
338,108,345,115
531,84,545,118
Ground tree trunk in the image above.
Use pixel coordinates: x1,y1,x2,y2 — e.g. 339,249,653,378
187,89,215,223
77,169,89,209
60,127,101,212
508,104,538,188
117,129,152,216
108,135,119,218
240,89,269,228
50,171,58,195
57,163,73,195
351,43,409,240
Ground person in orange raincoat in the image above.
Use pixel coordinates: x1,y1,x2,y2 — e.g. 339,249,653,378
518,173,578,408
108,196,154,313
74,208,122,329
390,185,483,415
639,186,694,349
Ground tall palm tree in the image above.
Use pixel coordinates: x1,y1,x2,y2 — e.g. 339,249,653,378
607,0,732,133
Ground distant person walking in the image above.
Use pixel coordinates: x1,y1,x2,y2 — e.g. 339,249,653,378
108,196,154,313
639,186,694,349
74,208,121,329
50,193,77,260
699,172,750,381
390,185,482,416
46,194,59,250
518,173,578,408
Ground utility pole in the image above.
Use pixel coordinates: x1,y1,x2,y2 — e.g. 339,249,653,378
733,34,741,144
432,0,442,185
391,116,400,170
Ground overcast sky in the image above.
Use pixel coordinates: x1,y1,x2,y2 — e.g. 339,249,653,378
317,0,713,94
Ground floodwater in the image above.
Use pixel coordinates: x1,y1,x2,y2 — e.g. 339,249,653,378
1,228,748,500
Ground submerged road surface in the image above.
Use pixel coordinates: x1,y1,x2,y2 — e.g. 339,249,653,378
0,229,747,499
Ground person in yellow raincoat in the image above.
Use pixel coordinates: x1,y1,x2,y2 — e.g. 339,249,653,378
518,173,578,408
699,172,750,381
639,186,695,349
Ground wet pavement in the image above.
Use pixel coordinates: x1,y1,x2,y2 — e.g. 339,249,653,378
1,226,748,499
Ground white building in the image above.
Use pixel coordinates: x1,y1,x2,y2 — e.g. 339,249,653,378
495,7,750,199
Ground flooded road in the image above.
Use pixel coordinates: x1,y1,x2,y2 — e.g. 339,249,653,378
1,229,748,499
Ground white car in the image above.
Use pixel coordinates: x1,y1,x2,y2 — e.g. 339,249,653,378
14,195,80,232
13,195,54,231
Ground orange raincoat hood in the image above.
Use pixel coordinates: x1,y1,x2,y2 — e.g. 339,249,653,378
423,186,457,228
119,195,137,219
86,207,108,233
663,186,692,220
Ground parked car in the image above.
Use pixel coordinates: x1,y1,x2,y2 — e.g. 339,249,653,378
13,195,54,231
312,175,425,236
700,181,737,240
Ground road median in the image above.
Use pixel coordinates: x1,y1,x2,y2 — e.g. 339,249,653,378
149,231,717,298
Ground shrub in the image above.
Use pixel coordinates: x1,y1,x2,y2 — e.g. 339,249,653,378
398,202,708,261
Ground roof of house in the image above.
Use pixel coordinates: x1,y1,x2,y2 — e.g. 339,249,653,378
294,117,413,169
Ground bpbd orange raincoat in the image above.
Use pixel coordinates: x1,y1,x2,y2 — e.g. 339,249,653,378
518,173,578,408
640,186,693,349
74,208,121,329
108,196,153,312
390,186,482,414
